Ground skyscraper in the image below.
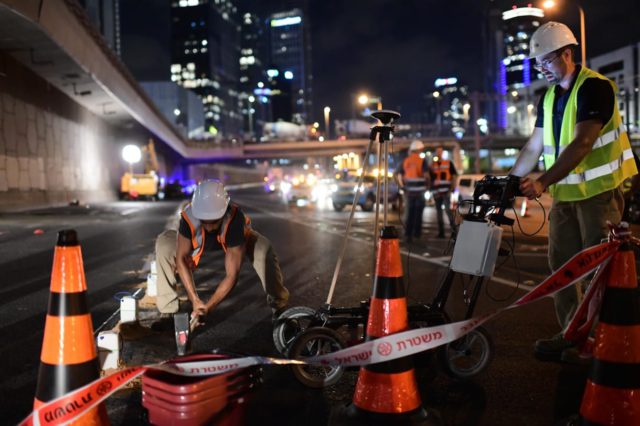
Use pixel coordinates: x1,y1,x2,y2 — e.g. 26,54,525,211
170,0,242,141
496,5,546,134
268,9,312,124
239,12,269,139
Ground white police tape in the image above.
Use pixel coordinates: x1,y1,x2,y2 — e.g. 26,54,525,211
20,240,620,426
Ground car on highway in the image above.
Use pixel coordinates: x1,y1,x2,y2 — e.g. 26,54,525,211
280,172,333,207
451,174,485,207
330,172,400,212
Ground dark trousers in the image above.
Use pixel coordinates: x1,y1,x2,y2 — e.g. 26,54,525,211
434,193,455,236
403,194,425,238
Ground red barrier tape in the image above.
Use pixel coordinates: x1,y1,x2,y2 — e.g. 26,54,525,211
19,240,621,426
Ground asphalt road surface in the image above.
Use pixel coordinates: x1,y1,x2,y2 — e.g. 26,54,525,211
0,189,615,425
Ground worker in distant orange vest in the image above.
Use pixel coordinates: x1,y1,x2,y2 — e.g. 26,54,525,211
397,140,430,242
154,180,289,326
429,146,458,238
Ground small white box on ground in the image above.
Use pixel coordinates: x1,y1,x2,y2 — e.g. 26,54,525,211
150,260,157,275
450,220,503,277
120,295,138,323
97,331,121,370
146,273,157,297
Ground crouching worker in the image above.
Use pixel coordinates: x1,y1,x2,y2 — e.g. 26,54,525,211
155,179,289,324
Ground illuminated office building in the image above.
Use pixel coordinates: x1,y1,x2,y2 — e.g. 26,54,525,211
240,12,269,138
427,77,470,138
268,9,312,124
498,5,546,134
170,0,242,140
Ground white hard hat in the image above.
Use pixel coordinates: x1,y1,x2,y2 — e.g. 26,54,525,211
529,21,578,59
409,140,425,152
191,179,230,220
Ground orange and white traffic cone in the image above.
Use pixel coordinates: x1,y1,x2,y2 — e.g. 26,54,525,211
578,242,640,425
34,230,109,425
348,226,432,423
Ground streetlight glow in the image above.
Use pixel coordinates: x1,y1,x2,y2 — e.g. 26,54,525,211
358,94,369,105
122,145,142,164
324,106,331,139
540,0,586,65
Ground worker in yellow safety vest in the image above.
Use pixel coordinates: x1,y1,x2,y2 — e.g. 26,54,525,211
154,180,289,325
510,22,637,364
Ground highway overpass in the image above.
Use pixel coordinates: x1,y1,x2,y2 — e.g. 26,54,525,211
0,0,527,209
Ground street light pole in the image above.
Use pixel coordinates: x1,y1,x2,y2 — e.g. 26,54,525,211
471,93,482,174
324,106,331,139
578,5,586,65
542,1,586,65
247,95,255,139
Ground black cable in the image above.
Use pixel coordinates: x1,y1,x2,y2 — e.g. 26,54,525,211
512,198,546,237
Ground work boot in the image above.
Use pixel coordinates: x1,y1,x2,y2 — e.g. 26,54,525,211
534,333,574,361
559,347,592,366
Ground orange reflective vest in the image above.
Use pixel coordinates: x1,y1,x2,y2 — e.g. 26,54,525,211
180,203,252,266
402,153,427,194
431,160,452,194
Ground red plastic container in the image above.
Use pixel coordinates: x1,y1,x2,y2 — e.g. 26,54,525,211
142,353,260,426
144,396,247,426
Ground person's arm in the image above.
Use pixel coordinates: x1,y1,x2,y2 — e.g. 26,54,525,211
420,159,430,189
521,120,601,198
396,162,405,188
449,162,457,192
423,170,431,189
510,127,544,178
175,233,207,316
204,245,243,312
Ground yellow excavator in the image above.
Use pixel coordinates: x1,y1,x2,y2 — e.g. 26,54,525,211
120,139,160,200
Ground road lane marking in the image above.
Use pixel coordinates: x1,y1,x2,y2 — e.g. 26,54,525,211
247,205,524,289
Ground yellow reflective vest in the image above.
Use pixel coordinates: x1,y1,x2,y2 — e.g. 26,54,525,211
542,67,637,201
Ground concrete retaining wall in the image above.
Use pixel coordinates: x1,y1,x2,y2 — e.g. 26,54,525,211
0,52,124,210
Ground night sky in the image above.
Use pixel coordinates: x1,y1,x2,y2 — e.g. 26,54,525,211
122,0,640,124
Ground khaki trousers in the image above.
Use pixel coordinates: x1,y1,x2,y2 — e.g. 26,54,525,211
548,187,623,330
155,229,289,314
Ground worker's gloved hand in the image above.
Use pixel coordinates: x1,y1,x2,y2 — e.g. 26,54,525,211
520,176,544,200
192,298,207,319
190,313,204,331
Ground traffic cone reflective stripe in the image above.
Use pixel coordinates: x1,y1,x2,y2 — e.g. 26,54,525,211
34,230,109,424
602,249,636,289
368,298,409,335
375,237,403,278
351,226,425,418
579,246,640,425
